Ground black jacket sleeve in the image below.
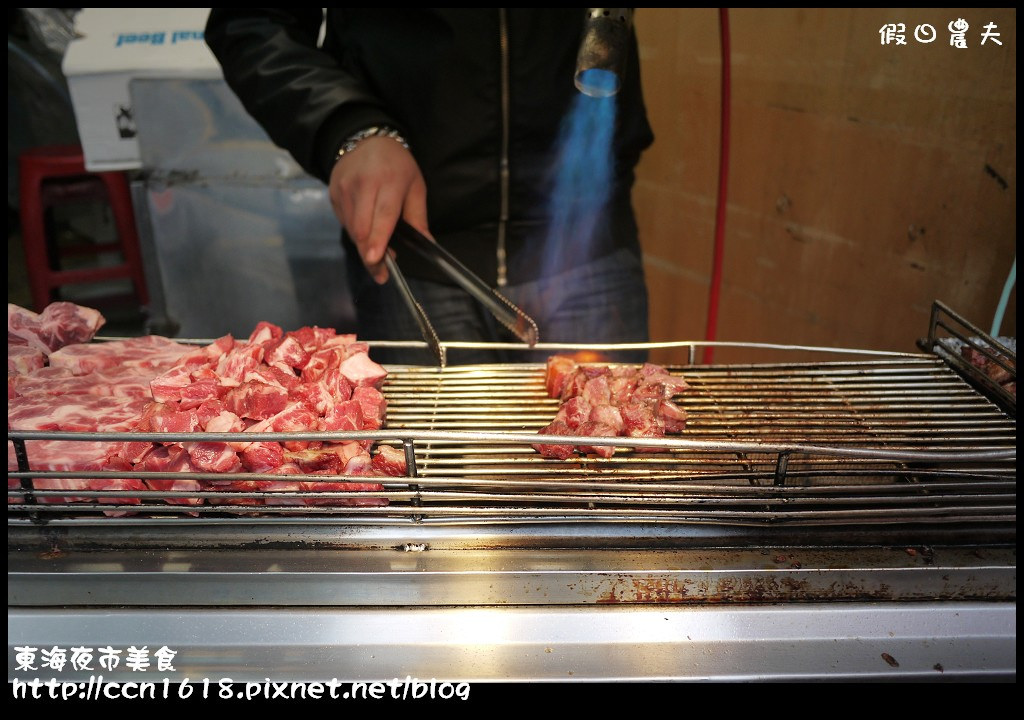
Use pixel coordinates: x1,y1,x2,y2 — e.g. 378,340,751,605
204,8,403,183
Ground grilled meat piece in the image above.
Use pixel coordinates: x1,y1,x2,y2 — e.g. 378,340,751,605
536,356,690,459
532,419,576,460
960,343,1016,393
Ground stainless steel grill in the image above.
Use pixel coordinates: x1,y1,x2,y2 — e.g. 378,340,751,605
7,302,1017,682
8,349,1015,529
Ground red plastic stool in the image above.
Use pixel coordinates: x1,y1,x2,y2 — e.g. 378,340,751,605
18,144,149,313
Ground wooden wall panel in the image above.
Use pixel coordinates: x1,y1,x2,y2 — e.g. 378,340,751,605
633,8,1016,366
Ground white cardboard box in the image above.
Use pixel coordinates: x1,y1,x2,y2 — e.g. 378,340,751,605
62,8,222,172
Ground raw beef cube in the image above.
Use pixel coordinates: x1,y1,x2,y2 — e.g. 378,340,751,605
265,335,311,371
291,381,336,415
320,400,362,432
371,445,407,476
185,442,242,473
195,399,227,429
343,450,374,475
339,352,387,388
247,321,283,346
215,344,265,386
223,381,290,421
240,442,285,472
245,365,303,393
269,402,320,451
322,367,355,403
143,405,201,434
150,365,193,404
285,447,345,474
352,386,387,430
178,377,225,410
301,348,345,383
203,409,248,450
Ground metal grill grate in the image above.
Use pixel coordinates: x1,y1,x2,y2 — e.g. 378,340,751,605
8,349,1015,528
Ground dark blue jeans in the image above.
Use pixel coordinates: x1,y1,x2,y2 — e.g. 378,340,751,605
348,248,650,365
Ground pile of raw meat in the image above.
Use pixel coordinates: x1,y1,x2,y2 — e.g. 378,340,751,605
960,342,1016,397
533,355,691,459
8,301,106,372
9,303,195,510
8,302,402,514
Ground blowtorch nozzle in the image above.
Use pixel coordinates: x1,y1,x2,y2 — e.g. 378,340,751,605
574,8,634,98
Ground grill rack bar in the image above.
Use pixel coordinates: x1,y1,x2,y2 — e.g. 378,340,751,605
8,427,1016,471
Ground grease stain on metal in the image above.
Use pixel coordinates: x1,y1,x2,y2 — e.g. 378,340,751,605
595,573,824,604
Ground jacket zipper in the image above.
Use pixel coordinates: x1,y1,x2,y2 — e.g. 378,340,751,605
497,8,510,287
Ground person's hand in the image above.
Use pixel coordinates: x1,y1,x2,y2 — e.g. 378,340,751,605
328,136,429,284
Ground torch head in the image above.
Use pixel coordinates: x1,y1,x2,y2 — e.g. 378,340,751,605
574,8,634,98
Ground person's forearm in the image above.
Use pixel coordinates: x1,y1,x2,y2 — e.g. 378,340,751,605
205,8,400,182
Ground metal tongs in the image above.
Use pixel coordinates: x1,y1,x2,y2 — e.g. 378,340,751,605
385,219,539,366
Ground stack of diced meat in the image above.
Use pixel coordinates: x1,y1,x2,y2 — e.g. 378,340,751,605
8,302,403,513
125,320,403,507
532,355,690,459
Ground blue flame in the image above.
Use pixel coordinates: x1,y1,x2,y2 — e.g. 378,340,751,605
575,68,620,98
544,86,617,265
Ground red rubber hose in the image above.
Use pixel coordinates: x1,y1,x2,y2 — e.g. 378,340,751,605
703,7,730,365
